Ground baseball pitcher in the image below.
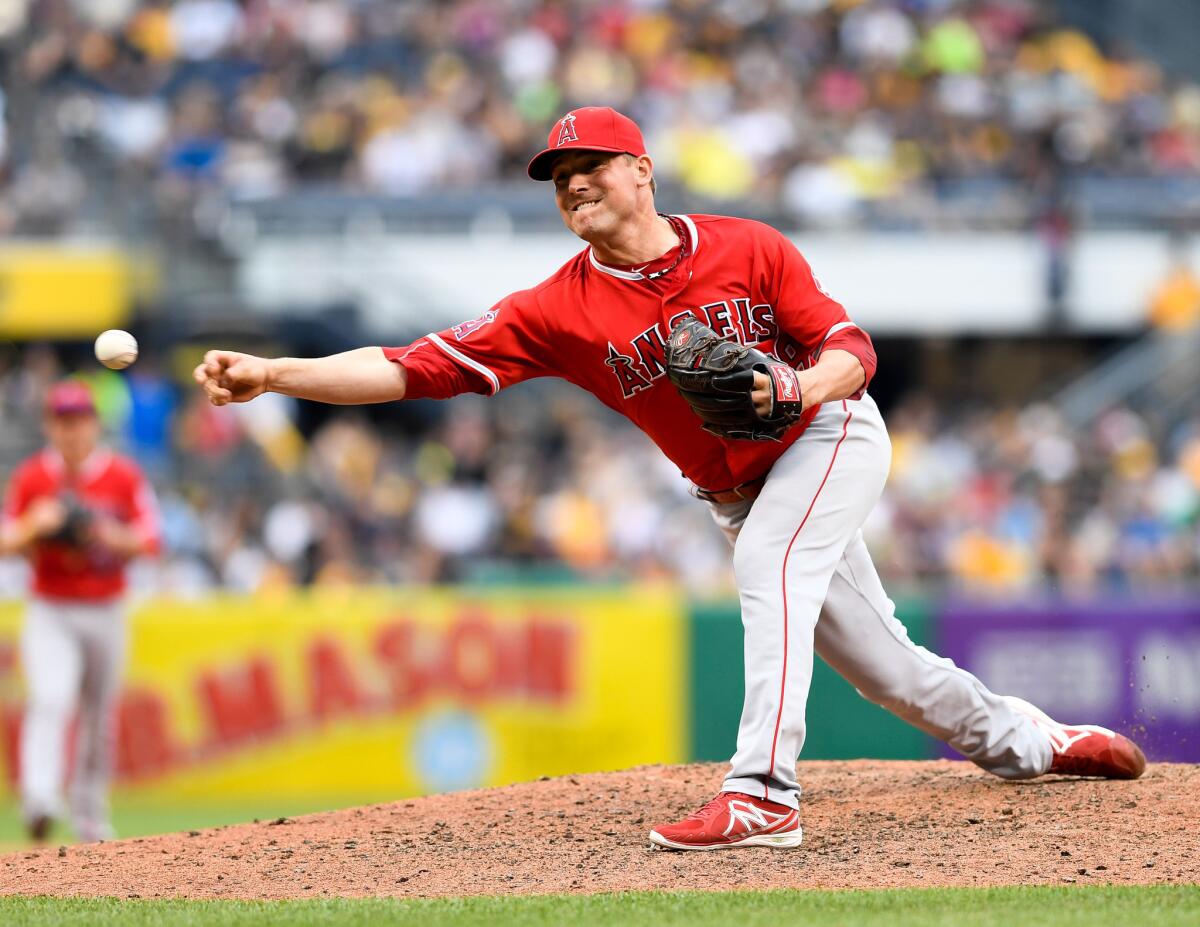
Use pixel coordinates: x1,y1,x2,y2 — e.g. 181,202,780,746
0,381,161,843
193,108,1145,851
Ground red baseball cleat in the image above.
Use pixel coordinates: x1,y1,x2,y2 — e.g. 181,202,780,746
649,791,803,850
1006,696,1147,779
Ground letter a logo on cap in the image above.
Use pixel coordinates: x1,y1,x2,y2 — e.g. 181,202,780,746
556,113,579,147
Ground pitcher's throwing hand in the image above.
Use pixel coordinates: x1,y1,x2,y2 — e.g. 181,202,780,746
193,351,271,406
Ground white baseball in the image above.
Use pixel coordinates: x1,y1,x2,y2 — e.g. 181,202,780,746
94,329,139,370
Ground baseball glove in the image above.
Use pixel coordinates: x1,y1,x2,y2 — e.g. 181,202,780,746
48,494,95,548
665,316,805,441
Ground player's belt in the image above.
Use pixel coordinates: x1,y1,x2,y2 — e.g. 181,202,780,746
693,473,768,504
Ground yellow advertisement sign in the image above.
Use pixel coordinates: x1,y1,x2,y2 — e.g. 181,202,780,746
0,588,686,803
0,244,154,338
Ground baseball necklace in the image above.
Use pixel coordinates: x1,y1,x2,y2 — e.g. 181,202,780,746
643,214,691,280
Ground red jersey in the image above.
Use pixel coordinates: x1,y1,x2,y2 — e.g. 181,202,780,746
386,214,877,491
1,449,161,602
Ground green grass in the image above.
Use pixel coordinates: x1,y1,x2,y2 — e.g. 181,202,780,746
1,885,1197,927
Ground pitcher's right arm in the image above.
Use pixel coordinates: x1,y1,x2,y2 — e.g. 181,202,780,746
193,347,407,406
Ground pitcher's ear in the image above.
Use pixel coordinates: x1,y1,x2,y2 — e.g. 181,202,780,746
634,153,656,193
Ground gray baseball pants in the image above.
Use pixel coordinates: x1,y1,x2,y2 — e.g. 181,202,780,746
711,394,1053,808
20,597,127,840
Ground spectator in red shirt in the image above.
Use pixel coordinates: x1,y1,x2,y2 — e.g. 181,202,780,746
0,381,161,843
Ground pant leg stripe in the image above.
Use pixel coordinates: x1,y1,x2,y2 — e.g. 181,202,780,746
764,401,853,798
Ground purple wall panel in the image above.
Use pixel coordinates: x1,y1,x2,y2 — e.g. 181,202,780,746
939,598,1200,763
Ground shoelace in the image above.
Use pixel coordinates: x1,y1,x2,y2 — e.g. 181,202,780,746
693,794,737,820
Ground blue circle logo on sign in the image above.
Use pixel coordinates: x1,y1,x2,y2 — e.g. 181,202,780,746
411,710,492,793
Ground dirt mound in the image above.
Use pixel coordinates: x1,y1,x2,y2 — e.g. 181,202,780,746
2,761,1196,899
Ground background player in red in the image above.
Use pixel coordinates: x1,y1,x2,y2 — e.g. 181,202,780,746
193,107,1146,851
0,381,161,843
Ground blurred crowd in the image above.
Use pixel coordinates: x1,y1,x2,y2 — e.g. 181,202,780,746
1,344,1197,598
869,396,1200,593
1,0,1199,235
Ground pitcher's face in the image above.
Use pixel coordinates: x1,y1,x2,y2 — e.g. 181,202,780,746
552,151,647,242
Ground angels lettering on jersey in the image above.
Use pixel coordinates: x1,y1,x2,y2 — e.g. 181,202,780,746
603,298,807,400
449,295,805,402
384,214,877,491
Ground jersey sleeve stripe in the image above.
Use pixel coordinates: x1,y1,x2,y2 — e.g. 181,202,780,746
426,333,501,395
816,321,857,354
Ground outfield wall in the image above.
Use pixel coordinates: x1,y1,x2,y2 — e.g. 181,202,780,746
0,589,1195,806
940,598,1200,764
688,597,936,763
0,588,687,804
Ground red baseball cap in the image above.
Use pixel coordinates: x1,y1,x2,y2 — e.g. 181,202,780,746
46,381,96,417
527,107,647,181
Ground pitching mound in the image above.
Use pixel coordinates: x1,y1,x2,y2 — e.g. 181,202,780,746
2,761,1196,899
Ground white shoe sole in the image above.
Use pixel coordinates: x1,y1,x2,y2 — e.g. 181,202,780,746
648,825,803,851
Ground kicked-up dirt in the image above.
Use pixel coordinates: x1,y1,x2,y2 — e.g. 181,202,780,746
1,761,1196,900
